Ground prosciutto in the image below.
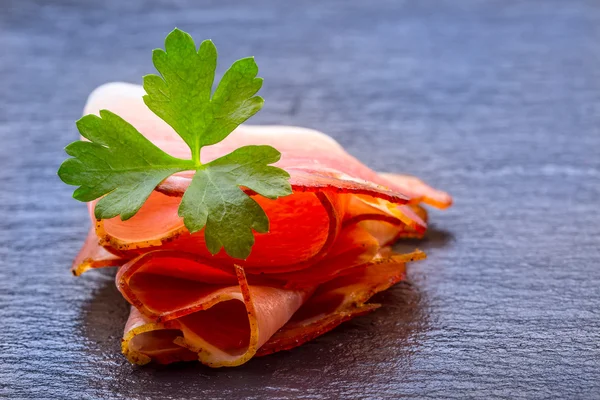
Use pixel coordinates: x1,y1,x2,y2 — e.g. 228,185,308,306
73,82,452,367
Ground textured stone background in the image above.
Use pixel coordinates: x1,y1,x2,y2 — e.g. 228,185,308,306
1,0,599,399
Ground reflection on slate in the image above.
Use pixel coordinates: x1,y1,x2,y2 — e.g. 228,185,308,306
1,0,600,398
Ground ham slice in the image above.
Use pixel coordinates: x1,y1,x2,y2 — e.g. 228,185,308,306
71,82,453,367
73,83,446,272
121,256,410,365
120,258,310,366
379,172,452,209
258,258,409,356
71,228,126,276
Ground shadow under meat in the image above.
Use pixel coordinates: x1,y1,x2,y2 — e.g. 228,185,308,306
78,268,130,362
394,224,455,253
77,264,431,397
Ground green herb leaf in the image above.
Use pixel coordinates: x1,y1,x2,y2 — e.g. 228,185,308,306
143,29,264,164
180,145,292,259
58,28,292,259
58,110,191,220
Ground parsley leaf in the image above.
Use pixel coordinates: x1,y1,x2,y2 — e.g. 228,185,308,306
143,30,264,162
181,145,290,258
59,110,191,220
58,28,292,259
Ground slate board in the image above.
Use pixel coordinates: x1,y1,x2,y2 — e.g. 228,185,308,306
1,0,599,399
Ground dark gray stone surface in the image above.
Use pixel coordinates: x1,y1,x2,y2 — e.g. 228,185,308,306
1,0,599,398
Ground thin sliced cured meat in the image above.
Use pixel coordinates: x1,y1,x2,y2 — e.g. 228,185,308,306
82,83,429,272
358,203,430,244
121,261,310,367
268,224,381,288
97,190,348,272
116,252,240,320
84,83,423,191
72,83,453,368
71,190,429,275
257,259,409,356
71,229,126,276
85,85,450,207
92,169,421,269
122,309,198,365
120,255,411,364
379,172,453,209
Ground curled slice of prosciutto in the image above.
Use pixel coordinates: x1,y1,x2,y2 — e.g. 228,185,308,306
121,255,409,366
71,83,452,367
120,257,310,366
